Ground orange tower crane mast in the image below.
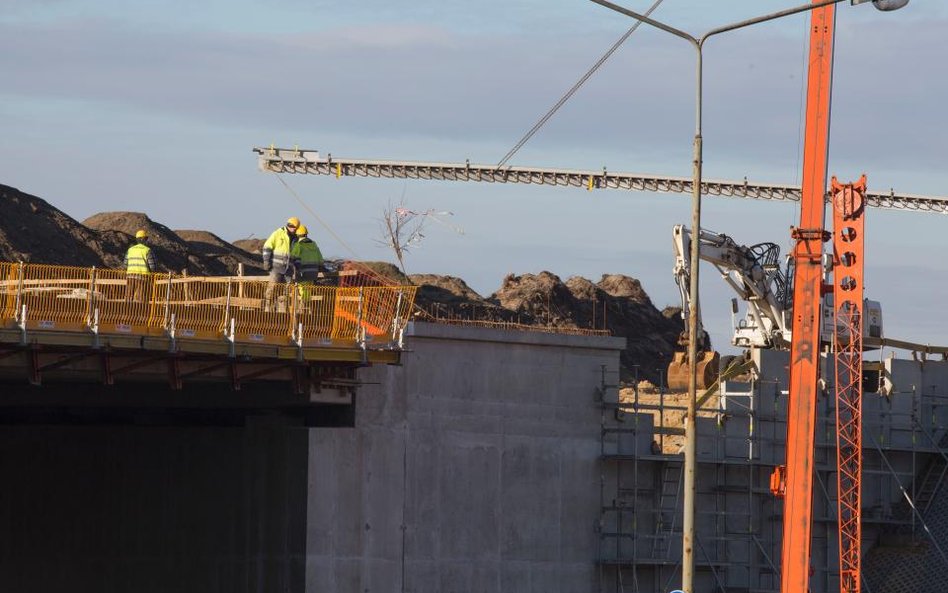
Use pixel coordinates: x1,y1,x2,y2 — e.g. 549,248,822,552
831,176,867,593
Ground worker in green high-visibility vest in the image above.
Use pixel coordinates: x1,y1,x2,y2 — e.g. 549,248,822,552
291,224,325,305
125,229,157,303
290,225,324,282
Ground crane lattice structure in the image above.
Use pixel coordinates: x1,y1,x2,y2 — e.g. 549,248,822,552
254,147,948,214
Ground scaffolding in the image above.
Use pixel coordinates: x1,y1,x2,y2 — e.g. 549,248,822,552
596,350,948,593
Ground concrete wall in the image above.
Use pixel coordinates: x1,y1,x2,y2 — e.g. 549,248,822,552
305,322,626,593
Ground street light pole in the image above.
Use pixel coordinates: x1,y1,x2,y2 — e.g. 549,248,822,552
588,1,851,591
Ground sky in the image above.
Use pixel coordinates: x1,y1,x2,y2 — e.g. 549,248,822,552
1,0,946,354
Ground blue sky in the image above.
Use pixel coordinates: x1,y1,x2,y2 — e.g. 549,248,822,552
1,1,946,352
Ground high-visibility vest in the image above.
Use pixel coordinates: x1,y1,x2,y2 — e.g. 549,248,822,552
297,281,315,302
125,243,153,275
291,238,324,280
262,227,295,273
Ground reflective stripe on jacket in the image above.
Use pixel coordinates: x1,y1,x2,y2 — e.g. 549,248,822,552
262,227,295,273
125,243,155,275
291,237,323,280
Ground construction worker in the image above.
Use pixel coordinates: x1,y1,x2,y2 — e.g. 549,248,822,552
290,224,324,283
290,224,324,309
262,217,300,311
125,229,157,303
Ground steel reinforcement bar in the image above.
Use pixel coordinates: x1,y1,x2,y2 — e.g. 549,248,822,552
254,147,948,214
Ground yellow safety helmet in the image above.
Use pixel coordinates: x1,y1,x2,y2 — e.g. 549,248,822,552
286,216,300,229
135,229,148,240
296,224,308,237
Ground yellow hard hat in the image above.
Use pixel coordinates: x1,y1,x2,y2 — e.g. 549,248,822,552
296,224,308,237
286,216,300,228
135,229,148,240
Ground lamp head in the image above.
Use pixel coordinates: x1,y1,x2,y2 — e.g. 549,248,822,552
851,0,909,11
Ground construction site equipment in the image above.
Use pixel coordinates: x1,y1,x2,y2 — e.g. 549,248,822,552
668,223,884,391
781,3,841,592
666,343,718,393
668,224,789,391
254,147,948,214
831,175,868,593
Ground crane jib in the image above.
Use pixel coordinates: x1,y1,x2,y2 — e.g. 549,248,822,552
254,148,948,214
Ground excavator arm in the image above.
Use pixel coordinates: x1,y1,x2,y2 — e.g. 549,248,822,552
672,224,791,349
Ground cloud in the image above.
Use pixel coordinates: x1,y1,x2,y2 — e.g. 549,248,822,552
4,10,944,189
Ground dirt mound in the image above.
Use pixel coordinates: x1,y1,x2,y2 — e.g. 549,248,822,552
410,274,517,323
404,270,683,384
233,238,264,255
83,213,264,276
0,184,126,266
174,230,264,275
0,185,266,276
488,272,681,382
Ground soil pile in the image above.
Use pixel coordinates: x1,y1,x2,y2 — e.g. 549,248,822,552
0,184,264,275
0,184,127,266
404,269,683,384
83,213,263,275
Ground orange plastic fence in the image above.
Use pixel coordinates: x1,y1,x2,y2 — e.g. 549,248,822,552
331,286,417,343
225,277,294,345
93,268,165,334
165,275,230,340
19,264,93,331
294,284,338,344
0,262,417,349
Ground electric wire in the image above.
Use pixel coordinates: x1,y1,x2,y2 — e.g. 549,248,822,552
495,0,666,169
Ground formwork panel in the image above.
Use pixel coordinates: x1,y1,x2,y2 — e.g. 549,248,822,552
0,262,17,327
19,264,92,331
225,278,293,345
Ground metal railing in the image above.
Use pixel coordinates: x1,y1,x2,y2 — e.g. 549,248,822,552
0,262,417,350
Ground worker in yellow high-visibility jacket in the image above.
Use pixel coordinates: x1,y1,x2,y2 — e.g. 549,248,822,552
125,229,157,303
262,217,299,311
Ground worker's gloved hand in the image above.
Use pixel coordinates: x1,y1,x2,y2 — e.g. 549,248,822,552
263,262,272,272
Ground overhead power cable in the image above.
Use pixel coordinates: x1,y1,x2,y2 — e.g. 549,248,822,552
496,0,666,169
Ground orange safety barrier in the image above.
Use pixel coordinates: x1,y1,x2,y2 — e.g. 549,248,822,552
294,284,340,345
92,268,167,335
164,275,230,340
331,286,416,344
0,262,18,327
225,277,295,345
0,261,417,350
19,264,94,332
